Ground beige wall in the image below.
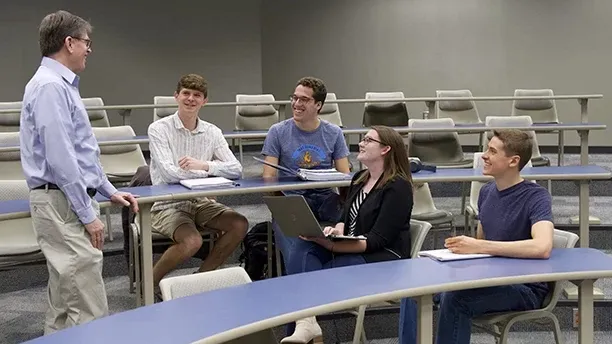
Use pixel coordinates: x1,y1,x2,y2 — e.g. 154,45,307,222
261,0,610,146
1,0,610,146
0,0,263,136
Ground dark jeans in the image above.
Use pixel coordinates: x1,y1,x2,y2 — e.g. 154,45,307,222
274,189,343,275
434,284,544,344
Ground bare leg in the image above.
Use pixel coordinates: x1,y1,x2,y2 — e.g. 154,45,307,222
198,210,248,272
152,224,202,286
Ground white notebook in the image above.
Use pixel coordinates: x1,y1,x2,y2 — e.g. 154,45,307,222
179,177,237,190
418,249,492,262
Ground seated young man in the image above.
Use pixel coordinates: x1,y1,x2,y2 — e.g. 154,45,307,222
148,74,248,292
260,76,351,268
434,129,554,344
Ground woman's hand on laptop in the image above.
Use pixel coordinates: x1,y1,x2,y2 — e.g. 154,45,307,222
323,226,343,236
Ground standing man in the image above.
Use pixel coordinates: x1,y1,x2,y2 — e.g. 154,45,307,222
20,10,139,334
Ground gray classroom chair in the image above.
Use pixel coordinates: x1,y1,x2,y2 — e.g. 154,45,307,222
362,92,409,127
0,101,22,132
318,92,343,127
464,153,534,237
472,229,579,344
351,220,433,344
235,94,280,163
82,97,110,127
129,221,219,306
159,266,279,344
407,118,472,212
153,96,178,122
436,89,483,150
411,182,455,246
0,180,44,270
0,132,25,179
93,126,147,185
511,88,564,165
407,118,473,169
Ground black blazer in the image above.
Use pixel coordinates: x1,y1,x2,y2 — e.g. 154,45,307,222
341,170,414,263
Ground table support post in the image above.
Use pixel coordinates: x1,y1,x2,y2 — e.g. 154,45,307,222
570,129,600,226
139,203,154,305
417,294,433,344
119,109,132,126
575,279,595,344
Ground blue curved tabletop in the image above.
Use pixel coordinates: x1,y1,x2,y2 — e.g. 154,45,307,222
0,166,609,217
22,248,612,344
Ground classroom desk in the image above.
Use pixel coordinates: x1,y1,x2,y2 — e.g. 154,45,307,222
0,165,610,306
0,122,605,153
21,248,612,344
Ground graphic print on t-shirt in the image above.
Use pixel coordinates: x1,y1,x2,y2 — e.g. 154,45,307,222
291,144,327,169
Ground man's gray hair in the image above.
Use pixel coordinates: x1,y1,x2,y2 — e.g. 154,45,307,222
39,10,92,57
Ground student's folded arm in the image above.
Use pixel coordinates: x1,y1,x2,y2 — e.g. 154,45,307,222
479,220,554,259
333,157,351,174
207,135,243,179
262,156,279,179
148,126,208,183
362,181,413,253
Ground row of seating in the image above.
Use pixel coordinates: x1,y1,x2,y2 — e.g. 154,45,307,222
0,88,560,132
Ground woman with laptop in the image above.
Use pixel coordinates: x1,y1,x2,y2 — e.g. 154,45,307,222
280,125,417,344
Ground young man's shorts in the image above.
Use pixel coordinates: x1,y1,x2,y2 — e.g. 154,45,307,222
151,198,232,241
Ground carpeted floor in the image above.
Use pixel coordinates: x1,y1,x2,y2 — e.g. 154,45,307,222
2,151,612,344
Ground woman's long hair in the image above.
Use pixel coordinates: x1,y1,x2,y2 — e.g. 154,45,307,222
355,125,413,188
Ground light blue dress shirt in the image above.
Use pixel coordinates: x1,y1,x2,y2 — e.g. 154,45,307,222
20,57,117,224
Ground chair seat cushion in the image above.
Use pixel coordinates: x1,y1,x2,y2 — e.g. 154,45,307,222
412,210,454,224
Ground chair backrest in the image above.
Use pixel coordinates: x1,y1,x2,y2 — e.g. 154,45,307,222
435,90,482,124
159,266,278,344
363,92,409,127
0,101,22,132
407,118,466,164
153,96,178,122
483,115,543,159
235,94,279,131
511,89,559,124
0,132,24,179
0,180,43,269
409,219,432,258
411,182,438,216
318,92,343,127
92,126,147,177
82,97,110,127
541,229,580,311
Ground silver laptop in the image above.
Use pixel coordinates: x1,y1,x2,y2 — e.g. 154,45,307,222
263,195,365,240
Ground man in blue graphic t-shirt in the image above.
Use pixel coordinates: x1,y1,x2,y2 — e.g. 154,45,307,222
431,129,555,344
261,76,351,273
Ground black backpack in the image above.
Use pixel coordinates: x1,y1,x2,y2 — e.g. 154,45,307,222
239,222,285,281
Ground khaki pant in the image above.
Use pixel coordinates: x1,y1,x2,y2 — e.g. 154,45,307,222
29,189,108,335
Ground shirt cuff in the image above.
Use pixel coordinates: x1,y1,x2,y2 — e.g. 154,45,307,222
98,179,118,199
207,161,218,176
76,205,98,225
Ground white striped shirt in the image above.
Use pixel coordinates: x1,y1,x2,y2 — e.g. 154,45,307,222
148,112,242,212
348,189,368,235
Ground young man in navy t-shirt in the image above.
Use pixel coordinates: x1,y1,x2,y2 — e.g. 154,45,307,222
435,129,554,344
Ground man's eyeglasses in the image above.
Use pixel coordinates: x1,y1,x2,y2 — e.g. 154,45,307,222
289,94,314,104
361,136,385,145
73,37,92,49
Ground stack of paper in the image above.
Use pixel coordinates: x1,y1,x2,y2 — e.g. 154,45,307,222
418,249,492,262
179,177,237,190
296,168,352,181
